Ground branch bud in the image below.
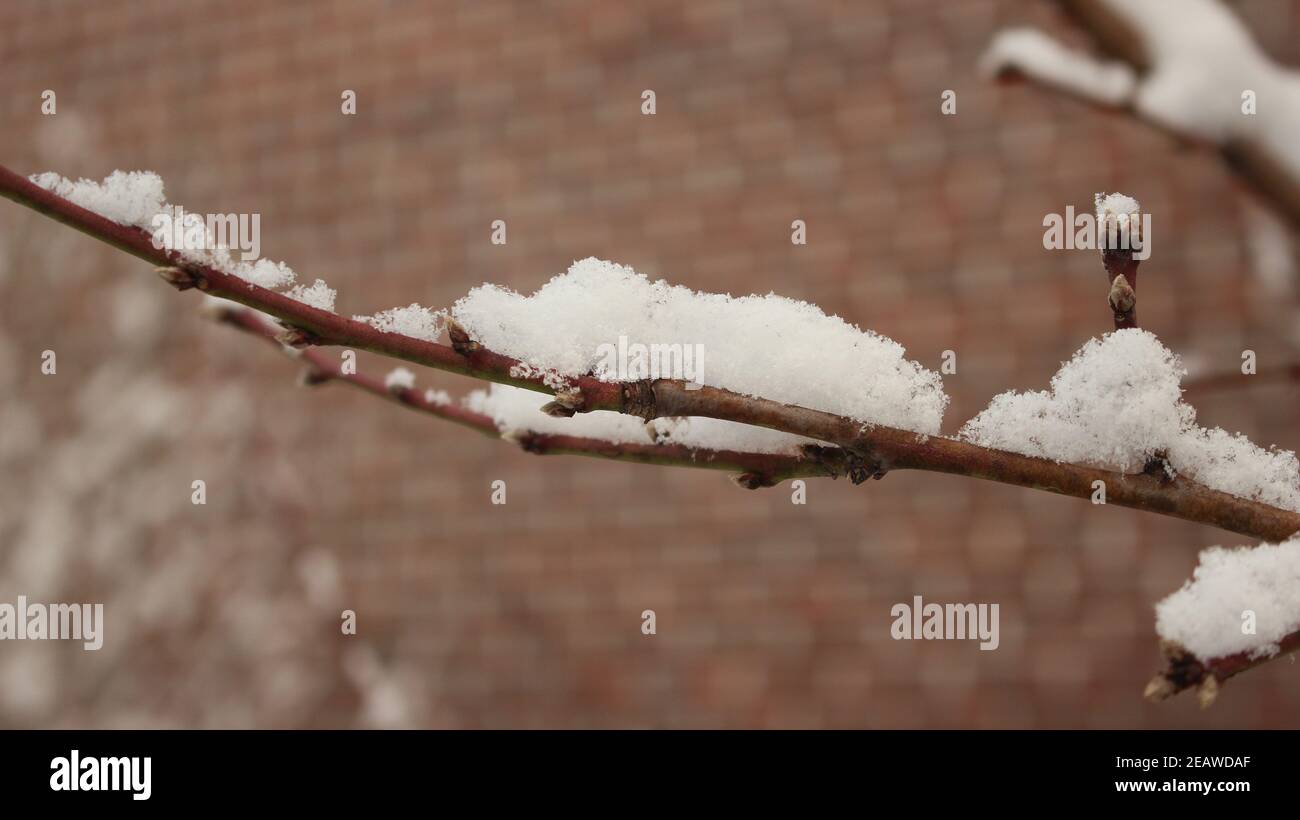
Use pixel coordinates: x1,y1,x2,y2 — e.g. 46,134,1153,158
155,265,205,291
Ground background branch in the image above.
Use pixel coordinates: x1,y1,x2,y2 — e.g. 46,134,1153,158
983,0,1300,226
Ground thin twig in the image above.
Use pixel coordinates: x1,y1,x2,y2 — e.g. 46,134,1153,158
1145,632,1300,707
1104,244,1139,330
211,303,848,486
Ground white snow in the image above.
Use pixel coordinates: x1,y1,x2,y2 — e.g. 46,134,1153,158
452,257,949,437
285,279,337,313
1156,536,1300,660
354,304,446,342
1095,192,1142,245
466,383,820,454
959,329,1300,511
423,389,451,406
980,28,1135,106
30,170,166,226
981,0,1300,178
384,367,416,391
30,170,318,300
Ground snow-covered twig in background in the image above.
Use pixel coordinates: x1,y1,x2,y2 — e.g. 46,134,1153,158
982,0,1300,225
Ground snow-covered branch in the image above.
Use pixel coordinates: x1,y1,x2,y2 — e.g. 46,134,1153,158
210,302,850,487
10,166,1300,702
4,163,1300,546
1146,537,1300,706
982,0,1300,225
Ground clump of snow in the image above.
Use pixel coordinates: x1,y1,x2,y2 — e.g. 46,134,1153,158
466,383,820,454
959,330,1186,469
424,389,451,406
452,258,948,436
959,329,1300,511
354,304,446,342
384,367,416,391
286,279,337,313
1156,536,1300,660
30,170,315,298
980,28,1135,105
1095,192,1142,245
31,170,166,225
229,257,295,290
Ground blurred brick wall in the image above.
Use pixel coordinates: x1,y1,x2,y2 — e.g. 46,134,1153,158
2,0,1300,727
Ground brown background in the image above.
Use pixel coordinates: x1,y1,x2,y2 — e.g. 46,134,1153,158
2,0,1300,727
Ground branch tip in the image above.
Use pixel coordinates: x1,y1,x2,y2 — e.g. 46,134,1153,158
1143,675,1176,702
1197,675,1220,709
1108,274,1135,315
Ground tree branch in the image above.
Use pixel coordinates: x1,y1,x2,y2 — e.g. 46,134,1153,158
984,0,1300,226
1145,632,1300,708
210,302,849,487
1103,244,1139,329
4,163,1300,542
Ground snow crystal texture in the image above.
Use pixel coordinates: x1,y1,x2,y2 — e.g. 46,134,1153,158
30,170,315,304
453,258,949,436
354,304,446,342
960,329,1300,511
1157,537,1300,660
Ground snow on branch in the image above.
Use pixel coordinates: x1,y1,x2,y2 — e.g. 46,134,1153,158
1147,537,1300,706
982,0,1300,224
452,258,949,437
959,328,1300,514
4,164,1300,545
10,162,1300,701
209,301,849,486
980,27,1135,107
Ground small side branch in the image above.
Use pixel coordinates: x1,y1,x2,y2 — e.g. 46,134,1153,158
210,304,846,486
1145,633,1300,707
